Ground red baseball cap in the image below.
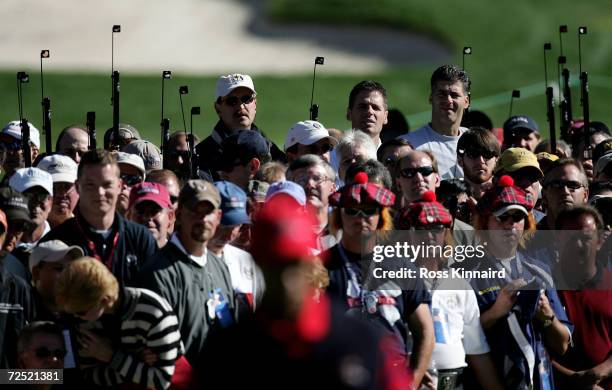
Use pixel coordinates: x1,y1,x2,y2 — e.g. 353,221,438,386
128,182,171,210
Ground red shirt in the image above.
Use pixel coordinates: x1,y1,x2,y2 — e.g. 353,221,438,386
558,269,612,388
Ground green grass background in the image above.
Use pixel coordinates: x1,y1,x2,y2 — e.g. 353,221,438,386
2,0,612,150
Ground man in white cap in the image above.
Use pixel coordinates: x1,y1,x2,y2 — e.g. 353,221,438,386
30,240,83,321
37,155,79,228
113,151,146,215
284,120,338,164
9,167,53,254
0,120,41,185
196,73,285,181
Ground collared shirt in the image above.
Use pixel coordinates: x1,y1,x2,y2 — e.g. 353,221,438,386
169,233,207,267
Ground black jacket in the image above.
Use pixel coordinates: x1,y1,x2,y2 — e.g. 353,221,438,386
42,210,157,287
0,261,32,368
196,120,286,181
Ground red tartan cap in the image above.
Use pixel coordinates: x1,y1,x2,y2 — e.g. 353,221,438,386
329,172,395,208
477,175,535,216
251,195,318,265
396,191,452,229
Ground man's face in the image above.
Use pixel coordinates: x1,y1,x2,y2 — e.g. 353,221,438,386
397,153,440,203
129,201,173,247
459,149,497,184
347,90,388,139
543,165,588,215
340,205,380,237
506,167,542,203
485,210,526,252
117,164,144,214
221,162,254,190
339,144,369,182
290,165,336,208
209,224,242,249
177,201,221,245
558,214,601,286
215,87,257,130
165,135,190,178
18,333,65,370
51,182,79,220
429,81,469,126
58,128,89,164
76,164,121,218
0,134,32,174
33,261,67,303
4,219,29,252
24,188,53,227
507,129,540,152
294,139,334,163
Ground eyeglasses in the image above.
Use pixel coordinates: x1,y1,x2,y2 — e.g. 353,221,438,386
166,150,190,161
495,211,526,223
343,207,379,217
222,95,255,107
462,149,497,160
34,347,67,360
293,174,330,187
120,173,144,186
412,224,447,232
544,179,583,191
399,166,435,179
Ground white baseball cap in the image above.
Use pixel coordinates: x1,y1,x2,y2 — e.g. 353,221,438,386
284,120,338,151
215,74,256,98
9,167,53,195
113,151,146,177
37,154,78,183
29,240,84,272
1,120,41,149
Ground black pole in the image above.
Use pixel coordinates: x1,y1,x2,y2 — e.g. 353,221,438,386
20,119,32,167
42,98,52,154
112,71,120,145
309,56,324,121
580,71,591,160
546,87,557,156
87,111,97,150
190,106,200,179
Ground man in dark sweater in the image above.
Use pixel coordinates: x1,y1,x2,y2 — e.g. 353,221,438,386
42,149,157,287
195,73,285,181
138,180,234,366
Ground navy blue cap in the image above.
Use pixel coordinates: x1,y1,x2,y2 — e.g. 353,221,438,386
503,115,539,139
220,130,270,170
214,180,250,226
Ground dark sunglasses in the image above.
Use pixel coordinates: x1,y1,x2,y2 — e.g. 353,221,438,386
462,149,497,160
121,173,144,186
34,347,67,360
167,150,190,160
305,143,334,155
413,223,447,232
495,211,526,223
544,179,583,191
26,192,50,206
399,166,435,179
343,207,379,217
170,195,179,204
223,95,255,107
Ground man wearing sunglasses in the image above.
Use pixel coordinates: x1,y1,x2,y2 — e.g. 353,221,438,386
196,73,285,181
17,322,65,372
164,131,199,183
38,154,80,229
397,150,441,205
539,158,589,231
113,151,146,215
399,65,471,180
0,120,41,186
284,120,338,164
457,128,500,200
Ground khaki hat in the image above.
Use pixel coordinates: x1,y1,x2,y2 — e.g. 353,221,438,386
122,140,163,172
495,147,543,177
179,180,221,209
29,240,84,272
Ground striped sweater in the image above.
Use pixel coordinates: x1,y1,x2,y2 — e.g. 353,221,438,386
79,287,184,390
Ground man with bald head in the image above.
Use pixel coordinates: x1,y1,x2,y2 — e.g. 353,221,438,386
56,125,89,164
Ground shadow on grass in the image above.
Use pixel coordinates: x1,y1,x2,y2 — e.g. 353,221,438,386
236,0,452,66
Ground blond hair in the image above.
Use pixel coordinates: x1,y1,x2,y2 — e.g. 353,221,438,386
56,257,119,314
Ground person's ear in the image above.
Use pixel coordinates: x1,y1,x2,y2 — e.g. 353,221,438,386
346,107,352,122
434,173,441,188
457,155,465,169
250,158,261,174
32,265,41,283
214,101,221,115
428,93,433,105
